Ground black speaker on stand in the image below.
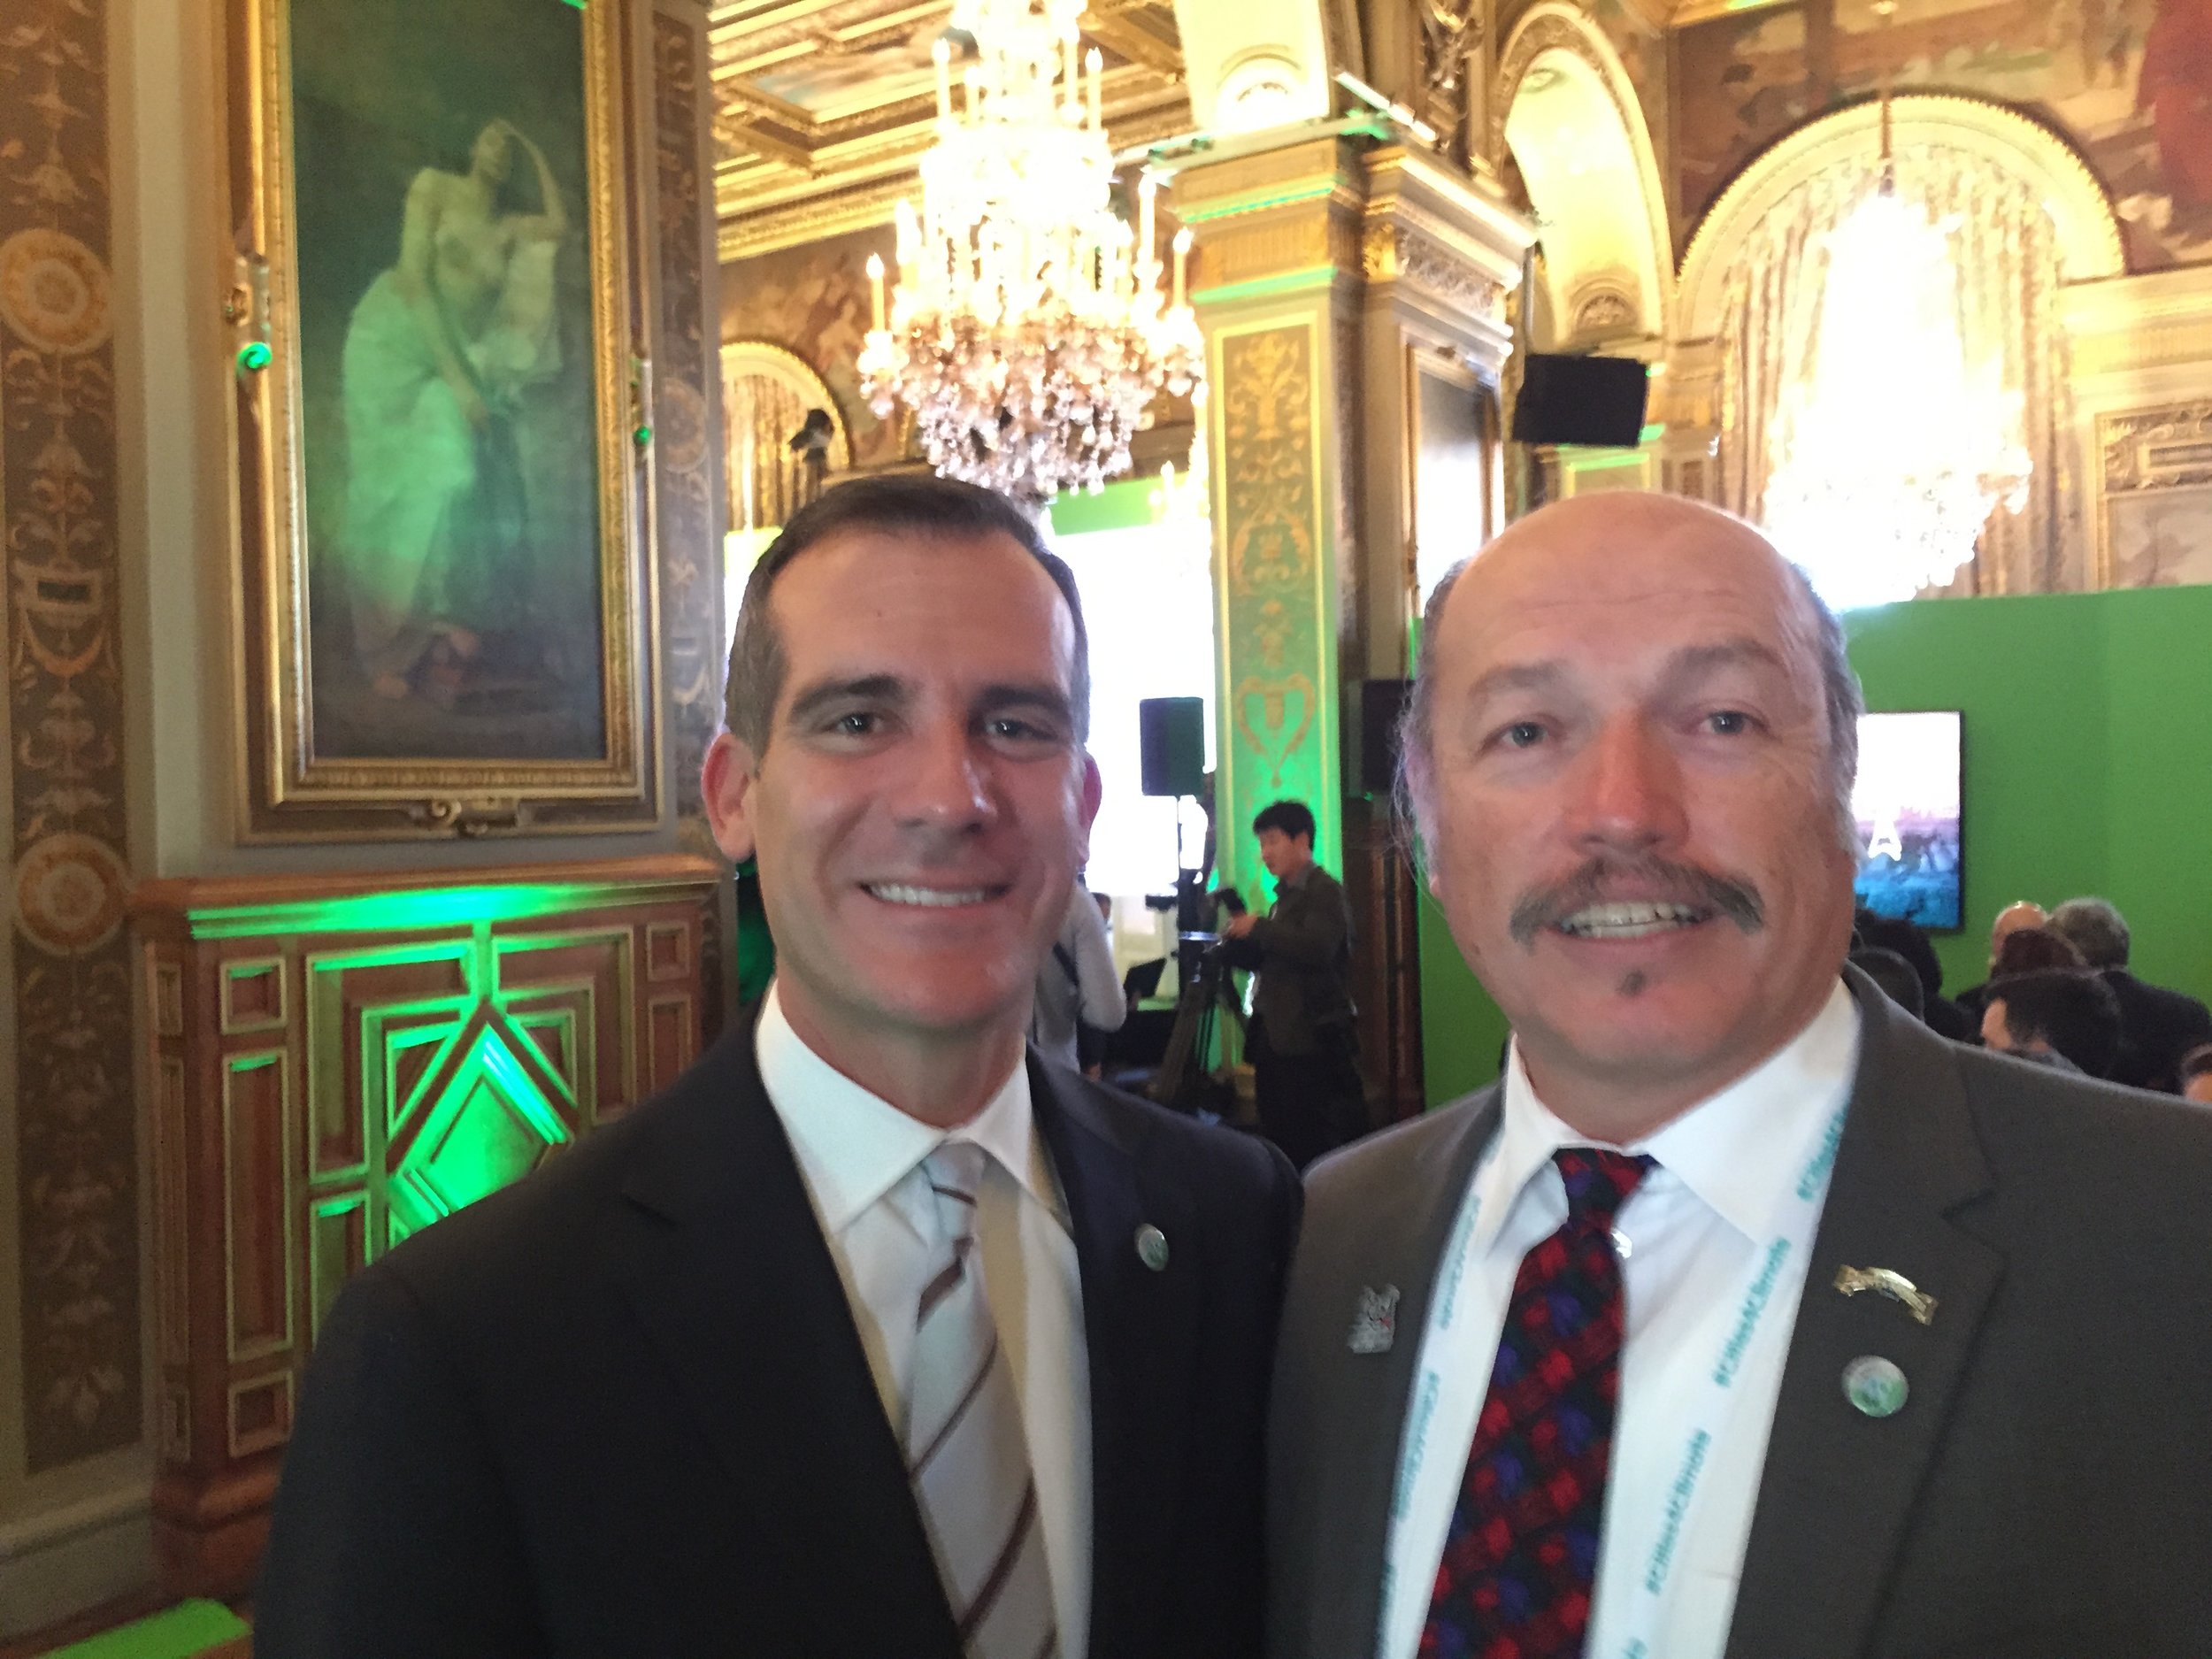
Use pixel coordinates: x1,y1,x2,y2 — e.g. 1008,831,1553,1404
1138,696,1211,983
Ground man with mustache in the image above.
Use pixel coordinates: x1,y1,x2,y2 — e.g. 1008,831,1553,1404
259,475,1300,1658
1268,493,2212,1659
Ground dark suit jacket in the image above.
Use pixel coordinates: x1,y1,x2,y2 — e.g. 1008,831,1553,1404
1268,968,2212,1659
1240,864,1355,1057
257,1021,1300,1659
2101,967,2212,1092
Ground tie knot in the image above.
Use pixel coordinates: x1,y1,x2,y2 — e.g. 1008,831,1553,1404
1553,1148,1654,1225
922,1141,987,1244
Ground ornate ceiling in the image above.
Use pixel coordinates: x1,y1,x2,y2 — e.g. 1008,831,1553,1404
709,0,1195,259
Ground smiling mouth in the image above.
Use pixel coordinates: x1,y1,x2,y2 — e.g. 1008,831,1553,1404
864,882,1006,909
1553,900,1715,941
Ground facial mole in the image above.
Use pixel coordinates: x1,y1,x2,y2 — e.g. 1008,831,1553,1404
1619,971,1649,998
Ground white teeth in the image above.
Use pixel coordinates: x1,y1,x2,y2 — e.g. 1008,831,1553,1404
1557,901,1707,939
867,883,992,908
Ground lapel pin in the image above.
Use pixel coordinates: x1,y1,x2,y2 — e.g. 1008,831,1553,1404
1842,1354,1909,1418
1134,1224,1170,1272
1348,1285,1401,1355
1834,1264,1938,1326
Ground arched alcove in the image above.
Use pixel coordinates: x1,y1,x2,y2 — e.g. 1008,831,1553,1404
1494,4,1671,349
1677,94,2124,345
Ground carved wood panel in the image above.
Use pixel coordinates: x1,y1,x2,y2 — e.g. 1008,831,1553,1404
132,855,724,1599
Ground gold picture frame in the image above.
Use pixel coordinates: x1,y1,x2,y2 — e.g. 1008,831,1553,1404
227,0,657,839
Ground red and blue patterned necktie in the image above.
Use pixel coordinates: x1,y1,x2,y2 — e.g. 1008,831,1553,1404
1418,1148,1656,1659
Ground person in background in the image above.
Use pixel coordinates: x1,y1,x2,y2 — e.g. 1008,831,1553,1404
1032,876,1125,1071
1987,924,2085,982
2047,896,2212,1092
2179,1044,2212,1106
1850,909,1970,1040
1221,800,1363,1170
1979,967,2125,1079
1950,898,2047,1022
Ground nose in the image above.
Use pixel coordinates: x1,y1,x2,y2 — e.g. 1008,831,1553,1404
1564,714,1687,856
892,717,995,840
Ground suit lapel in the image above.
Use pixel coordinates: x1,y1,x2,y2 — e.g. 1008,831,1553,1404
1031,1060,1202,1659
1309,1091,1502,1659
1724,977,2004,1659
611,1025,963,1659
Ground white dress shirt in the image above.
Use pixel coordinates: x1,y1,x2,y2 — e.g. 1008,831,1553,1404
757,983,1092,1659
1379,979,1862,1659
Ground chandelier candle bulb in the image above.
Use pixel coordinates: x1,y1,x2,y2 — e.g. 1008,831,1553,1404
1140,173,1158,275
1172,227,1191,310
1087,46,1102,128
866,254,887,332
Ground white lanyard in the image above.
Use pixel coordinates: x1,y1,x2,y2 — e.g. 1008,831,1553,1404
1384,1101,1848,1659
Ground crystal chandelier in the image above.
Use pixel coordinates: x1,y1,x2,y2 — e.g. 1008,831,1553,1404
857,0,1204,501
1761,6,2030,610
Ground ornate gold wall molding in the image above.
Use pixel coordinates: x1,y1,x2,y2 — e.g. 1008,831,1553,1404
652,6,727,839
3,0,142,1473
1360,222,1508,325
2101,403,2212,494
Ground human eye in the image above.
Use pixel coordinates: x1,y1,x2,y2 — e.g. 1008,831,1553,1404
983,711,1069,751
1703,708,1758,736
1494,719,1548,750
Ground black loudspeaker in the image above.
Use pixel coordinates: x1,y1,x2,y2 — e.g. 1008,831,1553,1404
1356,680,1409,797
1511,354,1650,448
1138,696,1206,797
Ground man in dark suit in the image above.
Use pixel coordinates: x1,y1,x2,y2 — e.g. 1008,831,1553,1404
258,476,1300,1659
1270,493,2212,1659
1220,799,1362,1169
2047,895,2212,1092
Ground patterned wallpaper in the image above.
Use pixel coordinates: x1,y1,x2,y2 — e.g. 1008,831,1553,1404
1,0,142,1471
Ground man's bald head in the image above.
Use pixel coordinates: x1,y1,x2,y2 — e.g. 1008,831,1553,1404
1400,493,1863,855
1988,900,2047,964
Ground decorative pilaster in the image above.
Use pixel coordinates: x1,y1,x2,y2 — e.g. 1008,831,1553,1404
1178,133,1531,1124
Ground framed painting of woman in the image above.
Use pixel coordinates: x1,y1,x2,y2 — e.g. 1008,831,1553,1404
228,0,654,837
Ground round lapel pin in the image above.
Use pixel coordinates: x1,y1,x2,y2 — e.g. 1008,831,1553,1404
1843,1354,1909,1418
1135,1224,1169,1272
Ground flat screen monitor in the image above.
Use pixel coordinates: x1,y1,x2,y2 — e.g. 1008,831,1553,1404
1852,710,1962,932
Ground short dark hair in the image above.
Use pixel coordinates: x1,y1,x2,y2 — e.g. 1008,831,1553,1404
1989,926,2084,981
2046,897,2131,969
1991,969,2123,1079
723,473,1090,753
1252,800,1317,844
2180,1044,2212,1089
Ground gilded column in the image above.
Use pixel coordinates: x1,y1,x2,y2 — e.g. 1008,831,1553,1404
1178,133,1530,1123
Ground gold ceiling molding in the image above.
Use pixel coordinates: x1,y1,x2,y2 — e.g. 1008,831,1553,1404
1361,220,1509,324
709,0,1189,252
2061,265,2212,380
1493,4,1672,334
2100,402,2212,495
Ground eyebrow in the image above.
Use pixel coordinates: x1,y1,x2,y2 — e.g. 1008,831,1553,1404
1461,637,1793,711
780,674,1077,731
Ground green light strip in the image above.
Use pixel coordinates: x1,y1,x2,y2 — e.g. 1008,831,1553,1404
185,881,648,941
1176,180,1343,224
1192,266,1339,306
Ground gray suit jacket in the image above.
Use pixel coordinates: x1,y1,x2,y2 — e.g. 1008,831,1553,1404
1270,969,2212,1659
1243,864,1356,1057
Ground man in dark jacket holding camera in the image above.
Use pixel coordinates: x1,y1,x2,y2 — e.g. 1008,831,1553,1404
1222,800,1363,1168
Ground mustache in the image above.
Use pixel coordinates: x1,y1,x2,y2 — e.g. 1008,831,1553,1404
1509,854,1765,948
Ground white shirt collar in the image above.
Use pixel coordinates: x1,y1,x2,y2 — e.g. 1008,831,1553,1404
754,979,1054,1234
1486,976,1863,1250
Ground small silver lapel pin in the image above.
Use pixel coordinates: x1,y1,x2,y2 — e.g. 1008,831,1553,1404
1834,1265,1938,1326
1348,1285,1400,1355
